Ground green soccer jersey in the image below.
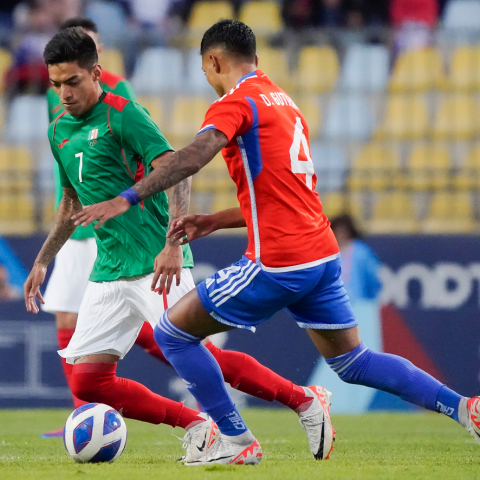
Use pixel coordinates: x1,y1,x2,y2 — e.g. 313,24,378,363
47,71,136,240
48,90,194,282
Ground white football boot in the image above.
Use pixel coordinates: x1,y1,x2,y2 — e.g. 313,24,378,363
466,396,480,444
298,385,336,460
185,429,262,466
179,413,220,464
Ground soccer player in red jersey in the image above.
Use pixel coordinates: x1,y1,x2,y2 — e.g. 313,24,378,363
25,27,333,462
77,19,480,466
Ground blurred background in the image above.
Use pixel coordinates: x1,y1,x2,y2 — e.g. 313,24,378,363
1,0,480,414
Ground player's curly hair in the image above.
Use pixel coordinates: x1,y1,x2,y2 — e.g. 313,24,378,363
43,27,98,70
201,19,256,61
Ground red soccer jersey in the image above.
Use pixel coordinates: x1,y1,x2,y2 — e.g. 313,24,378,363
199,70,339,272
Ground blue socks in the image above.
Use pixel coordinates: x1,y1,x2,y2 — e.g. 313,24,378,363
154,311,248,436
326,343,463,422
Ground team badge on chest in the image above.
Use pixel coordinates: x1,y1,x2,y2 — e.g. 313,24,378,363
88,128,98,147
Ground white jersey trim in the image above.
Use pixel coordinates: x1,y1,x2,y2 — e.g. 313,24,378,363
261,253,341,273
237,135,261,265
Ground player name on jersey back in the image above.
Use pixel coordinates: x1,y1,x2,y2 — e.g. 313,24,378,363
200,70,339,273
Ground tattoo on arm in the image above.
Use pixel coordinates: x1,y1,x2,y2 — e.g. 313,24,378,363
35,187,83,266
166,177,192,246
133,129,228,201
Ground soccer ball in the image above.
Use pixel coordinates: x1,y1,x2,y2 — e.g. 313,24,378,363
63,403,127,463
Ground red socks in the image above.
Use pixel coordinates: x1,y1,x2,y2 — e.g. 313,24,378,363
135,322,170,365
57,328,86,409
205,342,312,411
71,362,202,429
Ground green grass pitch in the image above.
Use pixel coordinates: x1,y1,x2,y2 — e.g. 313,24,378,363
0,409,479,480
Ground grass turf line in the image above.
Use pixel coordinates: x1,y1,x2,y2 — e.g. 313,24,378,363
0,409,479,480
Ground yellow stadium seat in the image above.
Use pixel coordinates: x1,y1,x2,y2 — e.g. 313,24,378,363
296,46,339,93
0,195,35,235
239,1,282,38
0,147,33,192
367,192,419,234
256,48,291,89
189,1,234,45
167,96,211,145
389,48,445,92
211,191,240,211
406,143,451,191
295,95,321,139
320,192,346,218
374,95,429,140
348,143,402,190
99,49,125,77
432,94,480,140
137,96,163,128
454,145,480,190
448,46,480,91
0,48,12,93
193,153,233,192
42,194,56,232
422,192,476,233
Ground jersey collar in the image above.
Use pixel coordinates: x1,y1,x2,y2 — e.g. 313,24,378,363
236,71,258,85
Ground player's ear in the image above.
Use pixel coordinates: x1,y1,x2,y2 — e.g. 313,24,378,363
92,64,102,82
254,54,259,67
210,54,221,74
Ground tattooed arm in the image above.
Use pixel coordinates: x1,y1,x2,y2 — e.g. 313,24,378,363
24,187,82,313
72,129,229,229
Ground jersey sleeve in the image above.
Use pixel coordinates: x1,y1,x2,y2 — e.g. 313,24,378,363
119,102,173,166
48,124,72,189
113,79,136,102
199,97,253,141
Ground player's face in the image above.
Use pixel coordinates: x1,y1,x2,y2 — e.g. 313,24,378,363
48,62,102,117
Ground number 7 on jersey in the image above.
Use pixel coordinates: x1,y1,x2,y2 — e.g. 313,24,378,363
75,152,83,183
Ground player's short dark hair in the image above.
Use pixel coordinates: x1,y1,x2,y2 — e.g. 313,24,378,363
200,19,256,61
60,16,98,33
44,27,98,70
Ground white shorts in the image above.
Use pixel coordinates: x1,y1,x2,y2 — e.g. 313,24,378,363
42,238,97,314
58,268,195,364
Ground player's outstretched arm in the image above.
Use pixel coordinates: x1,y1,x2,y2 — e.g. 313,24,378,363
167,208,246,245
71,129,228,228
24,187,82,314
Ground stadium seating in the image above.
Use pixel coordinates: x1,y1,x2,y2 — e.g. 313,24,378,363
406,143,451,191
256,47,291,90
130,48,183,94
0,48,11,93
137,96,163,128
309,142,346,191
340,45,390,92
374,94,429,140
368,192,419,234
443,0,480,30
348,143,402,191
454,145,480,190
211,191,240,211
322,94,375,141
192,153,233,193
239,1,283,40
185,49,213,94
432,94,480,140
422,192,476,233
188,1,234,44
448,46,480,91
295,95,322,138
296,46,339,93
85,1,126,46
389,48,445,92
98,49,125,77
4,96,49,143
0,194,35,235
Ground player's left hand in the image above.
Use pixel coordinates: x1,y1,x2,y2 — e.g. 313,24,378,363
72,196,131,229
151,244,183,295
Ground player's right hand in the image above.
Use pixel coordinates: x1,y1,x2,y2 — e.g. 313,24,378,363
167,214,216,245
24,263,47,314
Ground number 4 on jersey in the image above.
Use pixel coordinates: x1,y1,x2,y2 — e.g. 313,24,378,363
290,117,314,190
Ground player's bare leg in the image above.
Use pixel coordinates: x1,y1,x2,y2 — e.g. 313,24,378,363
306,326,471,438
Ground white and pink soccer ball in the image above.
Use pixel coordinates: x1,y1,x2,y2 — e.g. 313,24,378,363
63,403,127,463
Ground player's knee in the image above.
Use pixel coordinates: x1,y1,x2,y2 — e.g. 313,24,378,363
154,311,199,358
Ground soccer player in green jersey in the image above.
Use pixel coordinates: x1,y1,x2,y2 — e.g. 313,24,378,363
41,17,171,436
24,27,333,462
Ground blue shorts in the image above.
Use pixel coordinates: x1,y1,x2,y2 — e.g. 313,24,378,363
197,256,357,332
